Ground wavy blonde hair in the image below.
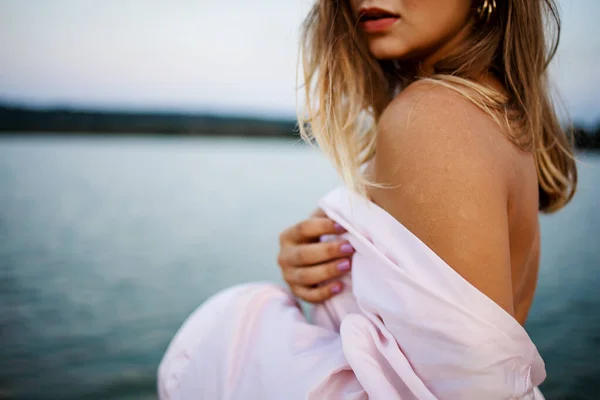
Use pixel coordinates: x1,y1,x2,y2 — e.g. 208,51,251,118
298,0,577,213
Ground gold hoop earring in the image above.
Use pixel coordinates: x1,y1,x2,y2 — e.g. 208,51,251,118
477,0,497,24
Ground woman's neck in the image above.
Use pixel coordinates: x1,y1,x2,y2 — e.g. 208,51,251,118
418,21,475,75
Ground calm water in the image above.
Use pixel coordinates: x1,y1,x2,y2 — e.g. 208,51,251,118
0,136,598,400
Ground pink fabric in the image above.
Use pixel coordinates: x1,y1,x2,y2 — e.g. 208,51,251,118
158,187,546,399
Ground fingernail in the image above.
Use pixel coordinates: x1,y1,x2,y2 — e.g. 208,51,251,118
337,259,351,271
331,283,342,294
334,223,346,232
340,243,354,253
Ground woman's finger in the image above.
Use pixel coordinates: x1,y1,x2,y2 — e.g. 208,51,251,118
310,208,347,234
283,258,352,286
280,216,345,245
278,240,354,267
310,208,327,218
291,281,344,304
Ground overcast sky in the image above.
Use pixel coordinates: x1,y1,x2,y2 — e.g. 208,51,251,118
0,0,598,123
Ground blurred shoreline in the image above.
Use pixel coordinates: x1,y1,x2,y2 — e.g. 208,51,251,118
0,104,297,139
1,104,599,149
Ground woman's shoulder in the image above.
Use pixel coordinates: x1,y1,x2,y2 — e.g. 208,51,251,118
381,80,507,142
376,79,515,179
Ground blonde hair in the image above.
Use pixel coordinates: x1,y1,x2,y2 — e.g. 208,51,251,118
298,0,577,213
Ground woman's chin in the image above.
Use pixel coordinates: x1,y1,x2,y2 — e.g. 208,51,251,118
367,40,408,61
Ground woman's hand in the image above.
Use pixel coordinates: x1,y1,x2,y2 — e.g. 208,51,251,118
277,209,354,303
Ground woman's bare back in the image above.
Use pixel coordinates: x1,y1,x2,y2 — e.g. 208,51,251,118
506,141,541,325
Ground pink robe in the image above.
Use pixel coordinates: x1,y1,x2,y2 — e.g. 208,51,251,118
158,187,546,399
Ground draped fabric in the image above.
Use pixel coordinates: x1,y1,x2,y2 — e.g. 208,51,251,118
158,187,545,399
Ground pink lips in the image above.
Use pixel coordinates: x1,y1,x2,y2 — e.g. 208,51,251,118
358,7,399,33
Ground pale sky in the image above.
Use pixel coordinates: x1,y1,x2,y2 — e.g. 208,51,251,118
0,0,598,123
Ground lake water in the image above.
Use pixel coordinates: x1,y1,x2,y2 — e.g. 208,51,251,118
0,136,598,400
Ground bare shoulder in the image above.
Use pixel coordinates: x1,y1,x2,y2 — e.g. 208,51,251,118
372,80,516,314
374,80,514,214
378,80,514,172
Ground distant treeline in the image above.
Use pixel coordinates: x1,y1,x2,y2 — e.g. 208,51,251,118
0,105,598,149
0,105,298,139
572,126,600,150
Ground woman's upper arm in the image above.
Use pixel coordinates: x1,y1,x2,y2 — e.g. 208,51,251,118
371,84,514,315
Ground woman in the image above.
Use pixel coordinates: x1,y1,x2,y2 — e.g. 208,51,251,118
159,0,577,398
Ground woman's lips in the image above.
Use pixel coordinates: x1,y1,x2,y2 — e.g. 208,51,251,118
358,8,399,33
360,17,399,33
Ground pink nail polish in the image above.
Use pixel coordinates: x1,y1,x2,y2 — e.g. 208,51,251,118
334,223,346,232
340,243,354,253
331,284,342,294
337,260,351,271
